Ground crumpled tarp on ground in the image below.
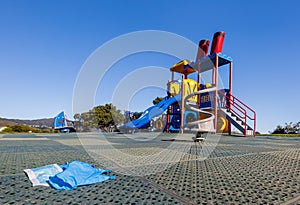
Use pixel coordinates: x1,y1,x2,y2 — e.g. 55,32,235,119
24,164,63,187
24,161,115,190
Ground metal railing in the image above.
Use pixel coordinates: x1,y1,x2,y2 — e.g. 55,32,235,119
218,91,256,137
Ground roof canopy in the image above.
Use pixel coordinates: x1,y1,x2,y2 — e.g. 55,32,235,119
170,59,196,75
170,53,232,75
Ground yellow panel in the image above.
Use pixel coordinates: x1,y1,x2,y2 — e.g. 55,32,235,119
169,79,199,102
184,79,198,102
199,109,230,133
169,81,180,96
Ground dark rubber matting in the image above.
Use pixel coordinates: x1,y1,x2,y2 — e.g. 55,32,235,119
0,133,299,204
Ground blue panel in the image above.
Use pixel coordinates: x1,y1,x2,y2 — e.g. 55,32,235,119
200,92,212,108
54,111,66,129
217,53,233,62
170,115,181,130
184,111,198,124
190,52,232,73
172,105,181,114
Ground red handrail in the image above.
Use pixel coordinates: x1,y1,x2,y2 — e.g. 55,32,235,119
218,91,256,137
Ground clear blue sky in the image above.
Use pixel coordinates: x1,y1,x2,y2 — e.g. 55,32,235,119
0,0,299,133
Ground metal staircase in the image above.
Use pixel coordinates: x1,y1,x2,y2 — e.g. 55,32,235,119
218,91,256,137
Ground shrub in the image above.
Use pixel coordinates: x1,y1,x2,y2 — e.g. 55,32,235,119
1,127,13,133
42,129,51,133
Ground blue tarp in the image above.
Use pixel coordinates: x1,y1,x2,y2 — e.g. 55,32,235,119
48,161,115,190
25,161,115,190
24,164,63,187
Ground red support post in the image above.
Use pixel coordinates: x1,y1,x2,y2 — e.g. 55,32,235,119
212,67,215,85
166,107,170,133
180,75,185,134
214,55,219,133
229,61,233,135
197,64,201,108
254,112,256,137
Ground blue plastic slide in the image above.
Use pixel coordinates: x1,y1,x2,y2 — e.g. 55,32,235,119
120,94,180,129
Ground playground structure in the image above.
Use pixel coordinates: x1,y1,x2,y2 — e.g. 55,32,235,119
54,111,76,133
121,32,256,137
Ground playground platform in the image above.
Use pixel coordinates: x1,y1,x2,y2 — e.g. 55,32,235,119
0,133,299,204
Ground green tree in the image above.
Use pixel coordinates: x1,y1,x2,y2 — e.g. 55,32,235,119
271,122,300,134
153,97,164,105
74,113,81,122
73,113,82,131
272,125,285,134
284,122,294,134
93,104,124,132
294,122,300,133
284,122,299,134
81,111,97,131
77,103,124,132
132,112,143,120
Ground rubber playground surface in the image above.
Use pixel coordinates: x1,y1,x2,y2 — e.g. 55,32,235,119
0,133,299,204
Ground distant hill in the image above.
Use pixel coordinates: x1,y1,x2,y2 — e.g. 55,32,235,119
0,117,54,128
0,118,17,127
